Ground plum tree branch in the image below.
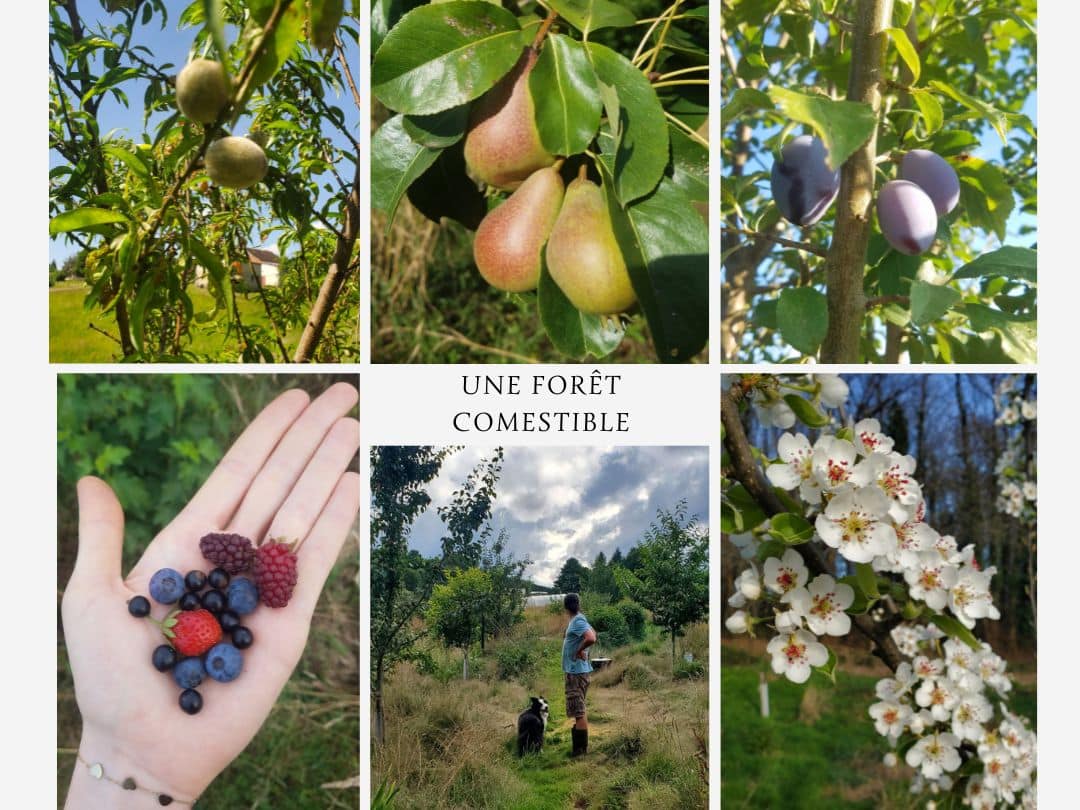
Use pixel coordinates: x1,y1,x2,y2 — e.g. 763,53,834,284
721,387,904,672
721,227,828,257
819,0,894,363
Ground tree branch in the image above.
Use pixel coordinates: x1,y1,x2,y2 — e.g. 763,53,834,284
819,0,894,363
721,387,904,671
721,227,828,257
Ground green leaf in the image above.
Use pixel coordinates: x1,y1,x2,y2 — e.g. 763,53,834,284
910,280,961,325
754,539,787,564
839,577,871,614
910,88,943,137
544,0,636,35
589,42,668,204
814,647,838,684
406,141,487,230
928,80,1009,143
952,246,1036,283
250,1,304,88
927,612,981,651
854,563,881,599
782,394,830,428
776,287,828,355
600,171,708,362
402,104,470,148
187,237,232,314
721,87,772,122
956,157,1014,241
769,512,814,544
538,260,625,359
49,207,129,235
371,115,443,234
372,2,524,114
669,127,708,203
202,0,229,69
885,27,919,84
530,34,602,157
767,87,876,170
722,483,768,534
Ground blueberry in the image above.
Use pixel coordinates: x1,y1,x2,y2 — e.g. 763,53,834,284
226,577,259,616
184,570,207,591
204,643,243,683
173,657,205,689
207,568,230,590
152,645,178,672
127,595,151,618
149,568,185,605
178,592,201,611
231,626,254,649
219,610,240,631
179,688,203,715
201,589,226,614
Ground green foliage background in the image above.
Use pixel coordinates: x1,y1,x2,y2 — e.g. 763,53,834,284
56,373,360,808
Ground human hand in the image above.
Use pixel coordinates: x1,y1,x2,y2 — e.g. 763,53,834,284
62,383,360,808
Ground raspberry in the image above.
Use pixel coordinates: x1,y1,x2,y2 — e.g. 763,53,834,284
199,532,254,574
253,540,298,608
161,609,222,657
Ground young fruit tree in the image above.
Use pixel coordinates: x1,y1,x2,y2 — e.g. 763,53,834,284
722,374,1036,808
49,0,360,362
371,0,708,363
721,0,1036,363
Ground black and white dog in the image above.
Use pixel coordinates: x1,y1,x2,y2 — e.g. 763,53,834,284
516,696,549,756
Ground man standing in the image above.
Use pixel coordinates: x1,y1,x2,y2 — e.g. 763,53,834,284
562,592,597,757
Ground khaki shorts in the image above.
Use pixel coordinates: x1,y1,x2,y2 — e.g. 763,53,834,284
565,672,590,718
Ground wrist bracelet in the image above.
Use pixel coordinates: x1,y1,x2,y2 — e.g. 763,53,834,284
77,753,195,807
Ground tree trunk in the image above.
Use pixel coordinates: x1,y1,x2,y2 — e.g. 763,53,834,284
820,0,894,362
462,649,469,680
293,161,360,362
374,658,385,746
671,628,677,669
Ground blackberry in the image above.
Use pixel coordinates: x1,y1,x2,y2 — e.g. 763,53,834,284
198,533,254,575
253,540,298,608
178,688,203,715
127,596,151,618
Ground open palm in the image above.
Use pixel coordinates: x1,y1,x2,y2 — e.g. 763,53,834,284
62,383,360,806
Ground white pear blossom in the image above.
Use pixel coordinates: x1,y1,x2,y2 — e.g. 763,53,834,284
765,432,821,503
817,374,849,408
734,564,761,601
869,700,911,741
853,418,895,456
868,452,922,521
766,629,828,684
762,548,809,596
950,690,992,742
811,436,874,492
875,662,916,701
948,565,999,628
889,510,939,569
904,552,958,610
785,574,854,636
905,733,962,779
724,610,749,634
753,395,796,429
1021,400,1036,420
815,487,896,563
915,677,959,723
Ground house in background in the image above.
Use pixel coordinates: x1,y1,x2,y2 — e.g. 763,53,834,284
194,247,281,290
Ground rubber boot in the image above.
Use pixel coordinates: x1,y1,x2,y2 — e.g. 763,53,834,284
571,727,588,757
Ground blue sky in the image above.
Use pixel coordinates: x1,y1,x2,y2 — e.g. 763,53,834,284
49,2,360,264
407,446,710,587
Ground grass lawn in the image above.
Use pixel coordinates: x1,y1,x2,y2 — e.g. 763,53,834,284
49,282,300,362
721,644,1036,809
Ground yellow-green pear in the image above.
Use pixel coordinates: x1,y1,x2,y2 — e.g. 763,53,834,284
464,48,555,191
546,171,636,315
473,165,565,292
205,136,268,189
176,59,230,124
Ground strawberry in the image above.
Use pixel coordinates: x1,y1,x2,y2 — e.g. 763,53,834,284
158,609,222,657
253,539,299,608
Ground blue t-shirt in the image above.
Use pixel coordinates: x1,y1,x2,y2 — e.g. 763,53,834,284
562,612,593,674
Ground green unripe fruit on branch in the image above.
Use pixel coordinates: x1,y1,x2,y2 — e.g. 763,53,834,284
473,166,565,293
546,171,636,315
176,59,231,124
464,48,555,191
205,136,268,189
105,0,137,11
